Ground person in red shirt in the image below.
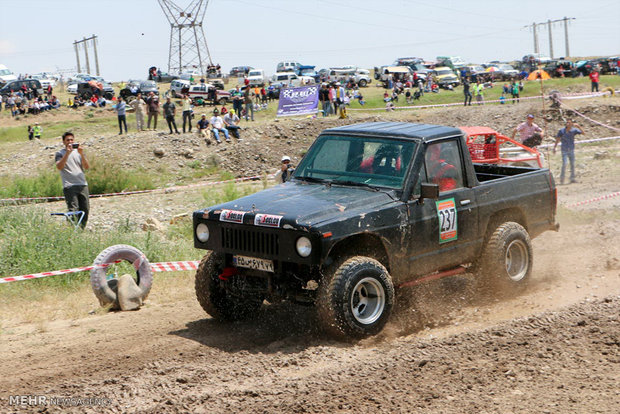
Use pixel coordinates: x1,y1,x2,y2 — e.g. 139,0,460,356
589,69,600,92
426,144,457,192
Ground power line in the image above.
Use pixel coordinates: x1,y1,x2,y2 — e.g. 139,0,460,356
523,17,575,58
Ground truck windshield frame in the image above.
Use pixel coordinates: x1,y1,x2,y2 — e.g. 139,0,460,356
294,134,417,190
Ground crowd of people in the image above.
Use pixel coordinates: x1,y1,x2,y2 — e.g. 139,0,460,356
1,84,61,117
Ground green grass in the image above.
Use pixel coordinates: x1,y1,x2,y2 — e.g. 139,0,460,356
0,207,198,288
0,155,156,199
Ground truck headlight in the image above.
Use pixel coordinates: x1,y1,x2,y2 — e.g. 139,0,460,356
196,223,210,242
296,236,312,257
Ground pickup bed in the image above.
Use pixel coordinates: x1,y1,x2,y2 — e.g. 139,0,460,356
192,122,559,338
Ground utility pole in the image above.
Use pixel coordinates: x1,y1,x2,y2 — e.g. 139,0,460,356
547,19,554,59
563,17,570,57
523,17,574,58
73,35,100,75
74,41,81,73
533,22,539,54
92,35,100,76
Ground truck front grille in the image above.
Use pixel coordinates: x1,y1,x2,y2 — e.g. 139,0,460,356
221,227,280,256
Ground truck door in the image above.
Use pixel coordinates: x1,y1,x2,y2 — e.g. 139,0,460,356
406,139,479,275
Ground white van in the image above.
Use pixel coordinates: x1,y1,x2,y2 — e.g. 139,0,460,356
276,61,300,73
247,69,266,86
271,72,315,87
0,64,17,84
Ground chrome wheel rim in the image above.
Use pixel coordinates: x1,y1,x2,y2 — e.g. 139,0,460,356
505,239,529,282
350,277,385,325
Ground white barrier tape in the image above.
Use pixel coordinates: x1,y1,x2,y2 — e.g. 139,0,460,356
347,90,611,112
0,174,269,204
0,259,201,284
565,191,620,208
559,102,620,132
538,135,620,149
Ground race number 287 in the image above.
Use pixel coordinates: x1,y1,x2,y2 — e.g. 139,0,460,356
436,198,458,243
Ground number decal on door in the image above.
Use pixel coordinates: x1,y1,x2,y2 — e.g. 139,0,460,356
436,198,458,243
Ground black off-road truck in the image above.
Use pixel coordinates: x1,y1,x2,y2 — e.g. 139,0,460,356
192,122,559,338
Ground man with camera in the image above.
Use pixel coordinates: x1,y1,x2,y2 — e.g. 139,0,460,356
55,132,90,228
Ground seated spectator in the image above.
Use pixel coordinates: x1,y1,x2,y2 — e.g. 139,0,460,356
196,114,210,140
210,108,230,143
224,110,241,139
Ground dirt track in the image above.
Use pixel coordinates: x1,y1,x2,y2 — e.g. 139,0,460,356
1,100,620,413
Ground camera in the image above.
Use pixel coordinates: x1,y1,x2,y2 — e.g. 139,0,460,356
72,143,79,149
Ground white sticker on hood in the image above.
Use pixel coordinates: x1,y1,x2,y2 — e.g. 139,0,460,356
254,213,283,228
220,209,246,223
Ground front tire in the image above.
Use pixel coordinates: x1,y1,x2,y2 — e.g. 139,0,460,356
317,256,395,339
477,222,533,291
358,79,368,87
195,252,263,321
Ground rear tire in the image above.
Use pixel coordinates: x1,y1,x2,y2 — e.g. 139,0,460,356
358,79,368,87
476,222,533,292
195,252,262,321
317,256,394,339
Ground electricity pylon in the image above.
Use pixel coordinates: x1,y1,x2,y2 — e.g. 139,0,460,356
158,0,213,75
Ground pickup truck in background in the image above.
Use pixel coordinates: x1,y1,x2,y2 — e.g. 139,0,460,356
192,122,559,339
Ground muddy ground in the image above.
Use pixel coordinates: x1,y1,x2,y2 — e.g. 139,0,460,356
0,98,619,413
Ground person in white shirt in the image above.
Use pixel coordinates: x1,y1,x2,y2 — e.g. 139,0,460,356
224,111,241,139
210,108,230,143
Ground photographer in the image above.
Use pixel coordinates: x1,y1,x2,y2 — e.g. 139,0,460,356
274,156,294,183
55,132,90,228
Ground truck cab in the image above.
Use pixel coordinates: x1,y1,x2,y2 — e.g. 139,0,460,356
192,122,558,339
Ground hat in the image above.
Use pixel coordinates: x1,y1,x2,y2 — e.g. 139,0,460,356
213,108,219,114
335,82,341,86
281,155,291,163
527,114,534,119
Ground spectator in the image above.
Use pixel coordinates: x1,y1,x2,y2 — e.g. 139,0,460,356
319,83,330,117
224,110,241,139
27,125,33,140
328,84,336,114
131,93,146,131
146,91,160,130
260,86,267,104
116,97,128,135
463,78,472,106
473,80,484,105
163,97,180,134
210,108,229,143
511,114,543,147
33,122,42,139
274,156,294,183
335,82,345,118
589,69,600,92
181,94,192,133
554,120,583,184
0,94,3,112
243,85,254,121
231,86,243,117
55,132,90,228
510,81,520,104
196,114,210,140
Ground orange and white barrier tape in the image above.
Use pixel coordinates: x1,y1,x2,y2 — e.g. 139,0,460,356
0,259,200,284
565,191,620,208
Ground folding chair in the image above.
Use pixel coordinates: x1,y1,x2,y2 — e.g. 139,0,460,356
50,211,85,230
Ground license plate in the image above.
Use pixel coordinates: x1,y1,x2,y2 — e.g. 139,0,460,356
233,255,274,272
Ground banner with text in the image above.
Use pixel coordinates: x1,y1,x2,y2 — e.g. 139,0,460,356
277,85,319,117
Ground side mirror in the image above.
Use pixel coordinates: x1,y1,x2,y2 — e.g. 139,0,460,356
420,183,439,201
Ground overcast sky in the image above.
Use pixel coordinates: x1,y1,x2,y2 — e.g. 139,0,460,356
0,0,618,81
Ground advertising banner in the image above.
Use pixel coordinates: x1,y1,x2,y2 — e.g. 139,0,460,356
276,85,319,117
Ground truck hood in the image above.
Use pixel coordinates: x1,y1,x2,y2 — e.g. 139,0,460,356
197,181,397,230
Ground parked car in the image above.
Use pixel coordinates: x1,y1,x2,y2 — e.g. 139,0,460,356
187,83,231,105
77,81,114,100
119,80,158,100
0,79,43,97
0,64,17,84
168,79,191,98
276,61,301,73
229,66,253,78
375,66,412,87
157,71,179,83
497,64,519,80
191,121,559,339
432,66,459,87
328,68,372,87
30,74,56,89
179,70,202,81
297,65,320,83
247,69,266,86
543,60,575,78
436,56,467,71
271,72,315,87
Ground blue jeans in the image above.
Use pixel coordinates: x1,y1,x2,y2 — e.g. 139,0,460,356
561,150,575,183
212,128,229,142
